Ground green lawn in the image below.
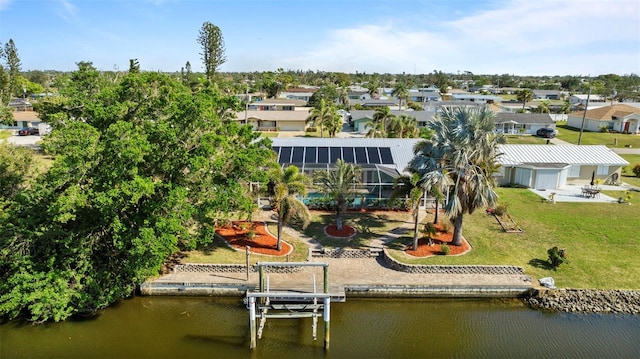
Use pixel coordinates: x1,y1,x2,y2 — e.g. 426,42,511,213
620,154,640,188
503,135,549,144
386,188,640,289
556,123,640,148
258,131,279,138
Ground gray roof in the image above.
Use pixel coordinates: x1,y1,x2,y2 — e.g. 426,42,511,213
495,113,554,125
497,144,629,166
271,138,422,174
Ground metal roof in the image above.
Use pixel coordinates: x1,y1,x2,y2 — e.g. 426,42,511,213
271,138,422,174
497,144,629,166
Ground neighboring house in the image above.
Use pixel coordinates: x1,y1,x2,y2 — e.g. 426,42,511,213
1,110,41,129
236,100,311,131
496,144,629,189
278,87,318,102
409,86,441,102
532,90,563,100
349,110,435,133
451,93,504,104
566,104,640,134
347,91,371,100
569,94,606,106
7,98,32,111
494,113,555,135
351,98,400,109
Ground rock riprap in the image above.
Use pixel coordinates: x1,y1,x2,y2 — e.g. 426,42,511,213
525,289,640,314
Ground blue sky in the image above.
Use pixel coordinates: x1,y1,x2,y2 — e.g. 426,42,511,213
1,0,639,76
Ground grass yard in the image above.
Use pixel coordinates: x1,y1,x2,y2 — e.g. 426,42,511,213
556,123,640,148
386,188,640,289
503,134,549,144
258,131,279,138
619,154,640,188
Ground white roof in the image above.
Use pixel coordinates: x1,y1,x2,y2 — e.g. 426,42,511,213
497,144,629,166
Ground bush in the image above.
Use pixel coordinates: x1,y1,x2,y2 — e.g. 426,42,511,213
547,246,567,269
632,164,640,178
440,243,450,255
493,204,509,216
305,127,317,133
421,222,437,238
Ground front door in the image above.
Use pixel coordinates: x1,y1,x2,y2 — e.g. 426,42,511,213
624,121,630,133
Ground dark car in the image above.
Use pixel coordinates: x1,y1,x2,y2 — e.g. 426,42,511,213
536,128,555,138
18,127,39,136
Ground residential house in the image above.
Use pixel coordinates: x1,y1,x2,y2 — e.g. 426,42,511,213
236,100,311,131
566,104,640,134
451,93,504,104
494,113,555,135
496,144,628,189
532,90,563,100
278,87,318,102
569,94,606,106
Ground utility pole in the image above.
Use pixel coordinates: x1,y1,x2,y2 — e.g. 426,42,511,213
577,87,591,145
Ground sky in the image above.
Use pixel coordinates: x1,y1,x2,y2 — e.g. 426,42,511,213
1,0,639,76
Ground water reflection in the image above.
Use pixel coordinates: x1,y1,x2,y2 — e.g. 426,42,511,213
2,297,639,359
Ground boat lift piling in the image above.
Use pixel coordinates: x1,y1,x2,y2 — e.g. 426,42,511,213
247,262,334,350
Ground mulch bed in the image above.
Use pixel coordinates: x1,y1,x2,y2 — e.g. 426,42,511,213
215,221,292,256
405,223,470,257
324,224,356,238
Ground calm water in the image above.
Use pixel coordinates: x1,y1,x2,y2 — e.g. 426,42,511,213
2,297,639,359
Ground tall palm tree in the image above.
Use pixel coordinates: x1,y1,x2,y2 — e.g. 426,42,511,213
390,173,424,251
392,82,410,111
268,165,311,251
313,159,361,231
536,100,550,113
386,115,405,138
373,106,393,128
306,99,335,138
410,106,502,246
324,107,343,138
398,114,419,138
517,89,534,112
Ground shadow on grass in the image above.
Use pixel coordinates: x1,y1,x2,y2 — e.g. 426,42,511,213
528,258,554,270
386,235,412,250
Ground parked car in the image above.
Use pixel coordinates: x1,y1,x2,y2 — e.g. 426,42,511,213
536,128,556,138
18,127,39,136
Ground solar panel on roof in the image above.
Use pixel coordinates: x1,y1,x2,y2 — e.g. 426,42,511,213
330,147,341,163
279,147,292,164
342,147,355,163
379,147,393,164
292,146,304,163
317,147,329,163
367,147,381,164
354,147,367,164
305,147,317,163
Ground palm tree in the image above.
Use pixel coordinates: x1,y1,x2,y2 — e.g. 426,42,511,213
373,106,393,128
536,100,550,114
410,106,502,246
392,82,410,111
268,165,312,251
313,159,361,231
366,77,380,98
517,89,534,112
324,107,343,138
386,115,405,138
306,99,335,138
390,173,424,251
365,118,386,138
398,114,419,138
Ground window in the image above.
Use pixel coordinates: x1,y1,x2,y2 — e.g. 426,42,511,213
597,165,608,175
569,165,580,178
282,106,294,111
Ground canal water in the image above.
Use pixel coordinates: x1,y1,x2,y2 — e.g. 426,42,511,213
2,297,639,358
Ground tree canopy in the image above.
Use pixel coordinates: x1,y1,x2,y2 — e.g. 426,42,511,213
197,21,227,83
0,63,272,323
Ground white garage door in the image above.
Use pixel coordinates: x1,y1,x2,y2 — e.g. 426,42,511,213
514,168,532,187
535,169,559,189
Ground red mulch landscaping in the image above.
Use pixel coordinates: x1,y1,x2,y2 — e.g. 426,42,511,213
215,221,292,256
324,224,356,238
405,223,470,257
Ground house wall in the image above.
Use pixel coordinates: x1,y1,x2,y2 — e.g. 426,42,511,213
278,121,307,131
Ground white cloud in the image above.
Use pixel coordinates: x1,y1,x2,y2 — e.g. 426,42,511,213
56,0,78,20
244,0,640,75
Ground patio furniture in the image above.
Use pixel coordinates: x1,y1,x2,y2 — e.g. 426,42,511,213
582,186,601,199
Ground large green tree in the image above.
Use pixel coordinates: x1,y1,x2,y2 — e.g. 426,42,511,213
268,165,311,251
2,39,22,98
197,21,227,83
306,99,338,138
517,89,534,111
313,159,361,231
409,106,502,246
0,65,272,322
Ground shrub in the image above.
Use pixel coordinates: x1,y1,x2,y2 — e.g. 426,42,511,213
547,246,567,269
421,222,437,238
440,220,453,233
440,243,450,255
632,164,640,178
493,204,509,216
305,127,317,133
